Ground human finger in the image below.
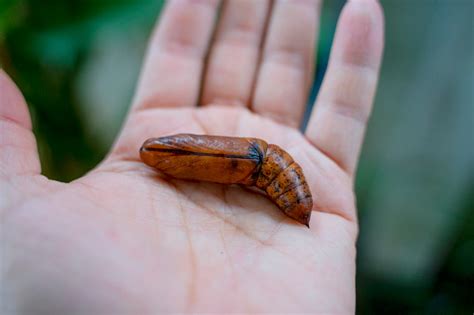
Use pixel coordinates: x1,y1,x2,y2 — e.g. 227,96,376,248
201,0,270,107
133,0,220,111
252,0,321,127
305,0,384,176
0,70,41,178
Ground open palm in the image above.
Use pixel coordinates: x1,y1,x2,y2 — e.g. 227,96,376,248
2,0,384,313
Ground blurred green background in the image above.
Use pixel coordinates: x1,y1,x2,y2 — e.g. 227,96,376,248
1,0,473,313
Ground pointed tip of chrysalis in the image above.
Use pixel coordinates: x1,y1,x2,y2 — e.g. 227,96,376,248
294,211,311,228
303,211,312,228
294,215,310,228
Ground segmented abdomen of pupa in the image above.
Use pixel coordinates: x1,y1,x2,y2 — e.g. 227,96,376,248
256,144,313,226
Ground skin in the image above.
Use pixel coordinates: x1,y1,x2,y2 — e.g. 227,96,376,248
1,0,384,313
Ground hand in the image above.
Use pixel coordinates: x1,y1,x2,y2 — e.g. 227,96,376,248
1,0,384,313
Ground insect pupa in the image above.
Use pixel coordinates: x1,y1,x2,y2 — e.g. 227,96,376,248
140,134,313,227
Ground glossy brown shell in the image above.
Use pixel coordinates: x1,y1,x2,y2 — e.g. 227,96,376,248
140,134,313,227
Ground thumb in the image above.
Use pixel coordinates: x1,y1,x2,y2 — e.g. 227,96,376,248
0,70,41,178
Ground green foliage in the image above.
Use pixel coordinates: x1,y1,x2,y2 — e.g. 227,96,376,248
1,0,164,180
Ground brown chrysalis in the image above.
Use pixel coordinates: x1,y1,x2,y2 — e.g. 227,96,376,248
140,134,313,227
